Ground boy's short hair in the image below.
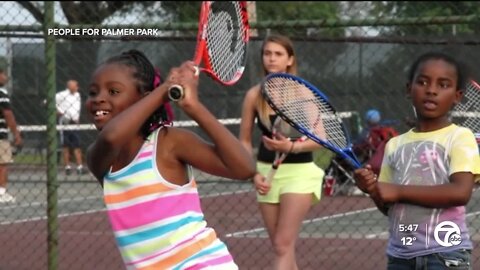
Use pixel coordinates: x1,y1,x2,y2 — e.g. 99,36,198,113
408,51,469,91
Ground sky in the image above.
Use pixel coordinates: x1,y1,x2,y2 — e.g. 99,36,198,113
0,2,62,56
0,1,141,56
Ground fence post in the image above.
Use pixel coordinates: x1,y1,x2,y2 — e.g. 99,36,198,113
43,2,59,270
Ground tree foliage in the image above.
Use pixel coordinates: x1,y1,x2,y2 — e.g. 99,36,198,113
369,1,480,36
356,2,480,129
256,1,338,22
17,1,146,24
256,1,343,37
159,2,201,23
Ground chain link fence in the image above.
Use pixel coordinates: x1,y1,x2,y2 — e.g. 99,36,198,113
0,1,479,270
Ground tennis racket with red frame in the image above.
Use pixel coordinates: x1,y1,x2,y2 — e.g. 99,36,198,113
264,116,307,184
452,79,480,134
168,1,249,101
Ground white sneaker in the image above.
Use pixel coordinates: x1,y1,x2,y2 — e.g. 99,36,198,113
0,192,16,203
76,165,85,175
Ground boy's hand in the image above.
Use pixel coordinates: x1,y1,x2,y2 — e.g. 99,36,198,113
353,164,377,194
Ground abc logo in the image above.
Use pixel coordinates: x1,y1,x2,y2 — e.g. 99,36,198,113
434,221,462,247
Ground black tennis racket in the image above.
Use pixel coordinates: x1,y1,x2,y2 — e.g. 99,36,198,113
168,1,249,101
265,116,307,184
261,73,362,169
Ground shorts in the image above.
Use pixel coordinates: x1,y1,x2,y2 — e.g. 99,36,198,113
0,140,13,164
256,161,324,204
62,130,80,148
387,249,472,270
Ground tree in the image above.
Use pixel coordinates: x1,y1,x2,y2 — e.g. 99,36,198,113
13,1,351,123
354,2,480,130
369,1,480,36
17,1,160,25
15,1,158,95
256,1,343,37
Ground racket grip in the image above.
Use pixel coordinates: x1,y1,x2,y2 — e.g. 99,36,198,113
168,84,184,102
264,168,277,184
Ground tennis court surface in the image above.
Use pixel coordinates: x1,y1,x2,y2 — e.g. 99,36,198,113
2,166,480,270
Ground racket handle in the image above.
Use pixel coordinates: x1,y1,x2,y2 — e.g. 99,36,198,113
264,168,277,184
168,84,184,102
167,67,199,102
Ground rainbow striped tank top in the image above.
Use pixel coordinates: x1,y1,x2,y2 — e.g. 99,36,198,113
103,128,238,270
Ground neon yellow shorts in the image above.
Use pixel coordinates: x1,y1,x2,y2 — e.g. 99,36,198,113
256,161,324,204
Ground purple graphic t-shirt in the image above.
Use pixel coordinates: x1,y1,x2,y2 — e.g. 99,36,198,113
379,124,480,259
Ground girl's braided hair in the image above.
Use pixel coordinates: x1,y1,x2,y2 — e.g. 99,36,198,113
105,50,174,138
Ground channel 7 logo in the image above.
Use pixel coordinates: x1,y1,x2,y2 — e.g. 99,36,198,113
434,221,462,247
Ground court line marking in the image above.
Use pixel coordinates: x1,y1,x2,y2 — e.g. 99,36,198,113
201,188,252,198
0,195,102,210
0,189,252,226
0,208,107,226
0,196,105,225
225,207,377,238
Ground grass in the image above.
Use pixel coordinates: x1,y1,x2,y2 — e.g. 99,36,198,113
313,147,336,170
14,153,46,165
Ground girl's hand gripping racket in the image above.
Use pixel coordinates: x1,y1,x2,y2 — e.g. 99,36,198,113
264,116,307,184
261,73,362,169
168,1,249,101
452,79,480,133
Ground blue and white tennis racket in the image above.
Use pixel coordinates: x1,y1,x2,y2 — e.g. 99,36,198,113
261,73,362,169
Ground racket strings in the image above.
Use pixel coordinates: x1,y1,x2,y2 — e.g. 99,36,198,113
206,2,247,82
265,78,348,149
453,81,480,132
462,82,480,132
272,116,300,139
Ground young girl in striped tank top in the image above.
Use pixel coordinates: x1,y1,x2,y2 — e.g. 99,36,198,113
85,50,255,270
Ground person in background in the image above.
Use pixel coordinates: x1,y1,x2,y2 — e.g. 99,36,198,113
0,68,22,203
353,109,398,175
358,109,382,141
55,79,84,175
239,34,325,270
